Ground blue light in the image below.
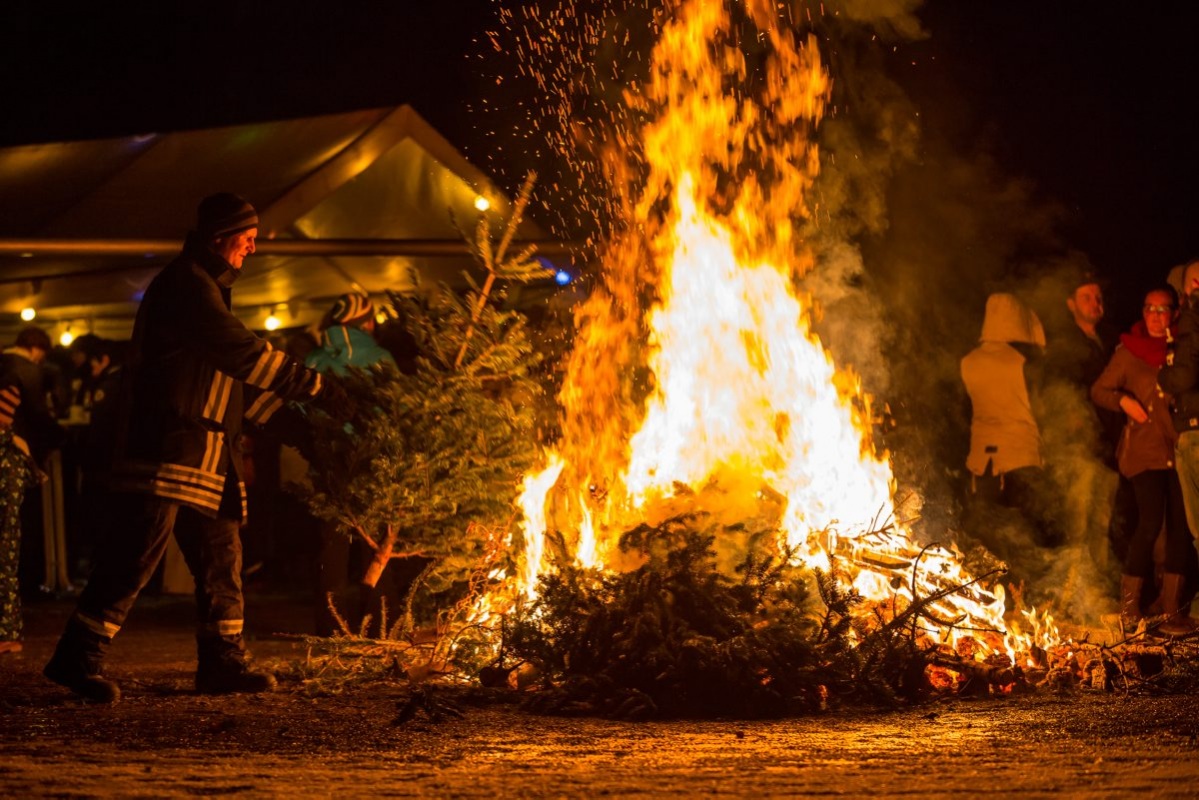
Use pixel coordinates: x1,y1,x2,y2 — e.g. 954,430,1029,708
537,256,573,286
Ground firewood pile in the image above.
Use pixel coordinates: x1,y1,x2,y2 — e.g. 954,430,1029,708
275,511,1199,714
498,511,1199,717
838,527,1199,698
923,629,1199,696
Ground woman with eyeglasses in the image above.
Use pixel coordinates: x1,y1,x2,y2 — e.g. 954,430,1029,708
1092,285,1198,634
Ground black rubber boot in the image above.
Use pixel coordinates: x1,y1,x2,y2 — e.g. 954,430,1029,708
195,635,277,695
43,620,120,704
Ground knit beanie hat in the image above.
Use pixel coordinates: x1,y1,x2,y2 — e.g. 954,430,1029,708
329,293,374,326
196,193,259,239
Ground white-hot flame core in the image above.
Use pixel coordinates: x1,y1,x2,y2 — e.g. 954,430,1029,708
576,493,598,569
518,456,565,600
624,176,894,556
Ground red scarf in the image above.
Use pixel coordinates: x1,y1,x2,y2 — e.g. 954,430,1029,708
1119,320,1173,367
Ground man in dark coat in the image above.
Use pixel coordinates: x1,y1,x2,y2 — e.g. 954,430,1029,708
1048,273,1120,438
1045,272,1133,564
70,336,124,577
44,194,341,703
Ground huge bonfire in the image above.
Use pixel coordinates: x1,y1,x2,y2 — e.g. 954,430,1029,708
465,0,1064,687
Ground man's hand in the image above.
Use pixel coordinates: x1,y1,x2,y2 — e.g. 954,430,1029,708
312,375,350,416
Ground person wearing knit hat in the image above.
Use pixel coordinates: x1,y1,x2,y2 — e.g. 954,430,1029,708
197,192,259,240
44,192,348,703
195,192,259,279
329,293,375,328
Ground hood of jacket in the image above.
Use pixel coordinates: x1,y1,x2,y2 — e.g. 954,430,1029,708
979,293,1046,346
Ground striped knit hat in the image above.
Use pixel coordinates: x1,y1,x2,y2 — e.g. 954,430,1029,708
196,193,258,239
329,293,374,326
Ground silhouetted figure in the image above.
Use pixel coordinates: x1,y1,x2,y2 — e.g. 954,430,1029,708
962,293,1064,553
44,193,343,703
0,327,64,654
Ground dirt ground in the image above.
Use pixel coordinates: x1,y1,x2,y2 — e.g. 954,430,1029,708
4,594,1199,798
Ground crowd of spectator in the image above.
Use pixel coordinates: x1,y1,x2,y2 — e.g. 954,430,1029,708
962,261,1199,635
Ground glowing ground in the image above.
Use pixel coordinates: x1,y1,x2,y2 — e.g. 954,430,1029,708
2,596,1198,798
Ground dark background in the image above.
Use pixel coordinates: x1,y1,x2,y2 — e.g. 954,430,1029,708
2,1,1196,328
894,2,1198,326
0,3,493,149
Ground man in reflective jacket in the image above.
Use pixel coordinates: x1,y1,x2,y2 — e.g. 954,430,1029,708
45,193,341,702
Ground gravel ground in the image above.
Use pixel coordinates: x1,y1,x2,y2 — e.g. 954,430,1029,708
3,595,1199,798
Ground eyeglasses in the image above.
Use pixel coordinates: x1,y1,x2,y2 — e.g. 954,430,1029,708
1144,305,1175,314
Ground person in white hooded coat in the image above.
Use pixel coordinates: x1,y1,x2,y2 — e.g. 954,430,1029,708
961,292,1063,548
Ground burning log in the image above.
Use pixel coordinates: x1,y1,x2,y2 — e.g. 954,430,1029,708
927,653,1020,688
1109,644,1171,657
482,0,1078,715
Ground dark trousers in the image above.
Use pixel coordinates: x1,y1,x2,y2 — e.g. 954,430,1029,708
1107,474,1138,566
970,465,1065,548
1126,469,1197,578
72,493,244,649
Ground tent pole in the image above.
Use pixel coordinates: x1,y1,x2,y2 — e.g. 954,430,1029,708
0,238,581,258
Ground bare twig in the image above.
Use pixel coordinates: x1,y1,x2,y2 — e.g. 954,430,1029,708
454,172,540,370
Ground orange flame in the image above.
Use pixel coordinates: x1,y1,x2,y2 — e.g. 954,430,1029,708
510,0,1059,667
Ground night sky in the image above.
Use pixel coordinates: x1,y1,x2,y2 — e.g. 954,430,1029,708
893,2,1199,324
2,1,1195,327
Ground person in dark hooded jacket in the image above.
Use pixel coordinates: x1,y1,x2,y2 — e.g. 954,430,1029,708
44,193,345,702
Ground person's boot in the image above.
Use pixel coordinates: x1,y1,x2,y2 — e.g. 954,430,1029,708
1156,572,1199,637
195,635,277,695
1120,574,1145,629
43,619,120,703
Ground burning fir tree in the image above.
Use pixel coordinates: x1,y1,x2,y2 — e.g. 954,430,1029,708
478,0,1073,710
